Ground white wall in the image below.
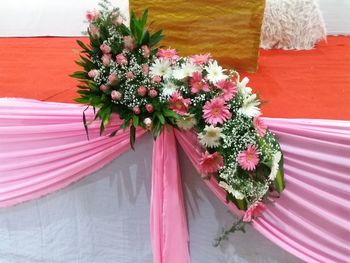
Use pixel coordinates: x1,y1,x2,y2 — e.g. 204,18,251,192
0,0,129,37
318,0,350,35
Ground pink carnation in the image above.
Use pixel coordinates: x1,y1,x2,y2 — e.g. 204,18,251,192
190,72,209,93
100,43,111,54
253,116,267,137
101,54,112,66
86,10,99,22
149,89,158,98
215,80,237,101
111,90,122,100
89,25,100,38
137,86,147,97
116,54,128,65
242,202,266,222
141,64,149,75
202,97,232,125
152,76,161,83
145,104,154,113
123,36,136,51
100,84,108,92
190,54,211,65
200,151,224,174
112,14,124,26
133,106,141,115
108,73,119,85
141,45,151,58
88,69,99,78
169,91,190,116
157,48,179,60
237,145,260,171
126,71,134,80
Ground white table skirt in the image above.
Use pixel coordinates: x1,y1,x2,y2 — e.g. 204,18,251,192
0,135,300,263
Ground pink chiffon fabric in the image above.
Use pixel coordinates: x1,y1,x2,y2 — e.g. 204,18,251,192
1,98,350,263
151,127,190,263
175,118,350,263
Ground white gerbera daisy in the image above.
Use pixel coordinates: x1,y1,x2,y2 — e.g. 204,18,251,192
162,81,178,97
173,62,199,80
237,76,252,97
238,94,261,117
150,59,172,79
198,125,224,148
269,151,282,180
219,181,245,200
204,60,227,83
176,114,197,130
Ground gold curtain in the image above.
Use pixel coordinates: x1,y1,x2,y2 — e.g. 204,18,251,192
130,0,265,72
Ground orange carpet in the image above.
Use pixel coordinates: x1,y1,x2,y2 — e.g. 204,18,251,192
0,36,349,120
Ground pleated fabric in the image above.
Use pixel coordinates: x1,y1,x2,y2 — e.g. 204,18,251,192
1,98,349,263
175,118,350,263
0,98,145,207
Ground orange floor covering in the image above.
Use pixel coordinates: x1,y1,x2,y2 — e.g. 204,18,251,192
0,36,349,120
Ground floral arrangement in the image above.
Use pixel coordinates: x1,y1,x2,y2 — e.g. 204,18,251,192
72,1,284,220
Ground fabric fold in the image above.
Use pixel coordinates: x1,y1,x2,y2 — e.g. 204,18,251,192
150,127,190,263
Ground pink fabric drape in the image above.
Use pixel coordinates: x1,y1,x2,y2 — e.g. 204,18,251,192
175,118,350,263
0,98,145,207
151,127,190,263
1,98,350,263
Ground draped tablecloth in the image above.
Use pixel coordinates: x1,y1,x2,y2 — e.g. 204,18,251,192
0,98,349,263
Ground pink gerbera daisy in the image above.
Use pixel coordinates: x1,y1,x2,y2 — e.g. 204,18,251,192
237,145,260,171
189,72,209,93
203,98,232,125
157,48,179,60
189,54,211,65
215,80,237,101
253,116,267,137
169,91,190,116
200,151,224,174
242,202,266,222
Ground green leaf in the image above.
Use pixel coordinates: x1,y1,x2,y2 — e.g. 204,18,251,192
156,112,165,125
70,71,88,79
235,198,247,210
130,125,136,150
76,40,90,52
74,97,90,104
153,121,163,140
275,167,285,193
82,106,90,140
132,115,139,127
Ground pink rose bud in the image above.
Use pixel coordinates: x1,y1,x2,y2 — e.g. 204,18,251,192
133,106,141,115
108,73,119,85
112,14,124,26
88,69,99,78
152,75,161,83
141,64,149,75
123,36,136,51
141,45,151,58
100,84,108,92
126,71,134,80
116,54,128,65
101,54,112,66
89,25,100,38
149,89,158,98
111,90,122,100
137,86,147,97
143,117,152,128
145,103,154,113
86,10,99,22
100,43,111,54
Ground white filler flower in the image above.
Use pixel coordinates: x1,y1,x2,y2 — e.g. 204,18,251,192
269,151,282,181
219,181,245,200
